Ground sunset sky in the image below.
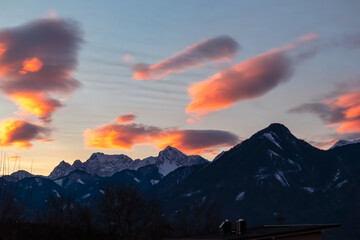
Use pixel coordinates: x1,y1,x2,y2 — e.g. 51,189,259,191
0,0,360,175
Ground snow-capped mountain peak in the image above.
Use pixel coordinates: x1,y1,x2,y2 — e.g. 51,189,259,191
158,146,188,163
48,160,72,180
330,139,360,149
48,147,208,179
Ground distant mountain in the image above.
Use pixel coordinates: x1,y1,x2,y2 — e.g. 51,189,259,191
48,146,208,179
330,139,360,149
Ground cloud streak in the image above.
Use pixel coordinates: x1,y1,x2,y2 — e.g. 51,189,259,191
0,17,83,122
0,119,50,149
132,35,239,80
84,117,239,155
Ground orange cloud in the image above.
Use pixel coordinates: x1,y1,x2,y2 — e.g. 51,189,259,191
336,120,360,133
132,35,239,80
0,18,83,122
0,43,5,56
186,49,293,117
0,119,50,149
289,89,360,134
116,113,137,124
9,92,62,122
84,117,238,155
22,57,43,73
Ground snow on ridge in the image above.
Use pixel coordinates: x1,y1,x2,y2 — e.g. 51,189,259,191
183,190,200,197
151,179,159,185
331,139,360,149
287,158,302,171
333,169,341,182
82,193,91,199
54,179,63,186
133,177,140,183
302,187,315,193
268,149,281,159
335,179,348,189
77,179,85,184
235,192,245,201
158,160,179,176
52,190,61,198
263,132,283,150
274,172,289,187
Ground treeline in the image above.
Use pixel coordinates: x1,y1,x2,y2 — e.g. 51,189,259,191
0,184,221,240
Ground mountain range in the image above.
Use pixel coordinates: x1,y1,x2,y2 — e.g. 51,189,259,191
48,146,207,179
2,123,360,240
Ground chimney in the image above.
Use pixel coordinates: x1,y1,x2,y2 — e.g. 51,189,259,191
236,219,246,235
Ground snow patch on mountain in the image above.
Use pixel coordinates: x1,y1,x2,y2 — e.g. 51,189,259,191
82,193,91,199
335,179,348,189
268,150,281,159
333,169,341,182
302,187,315,193
77,179,85,185
52,190,61,198
183,190,201,197
235,191,245,201
274,172,289,187
263,132,283,150
151,179,159,185
54,179,63,186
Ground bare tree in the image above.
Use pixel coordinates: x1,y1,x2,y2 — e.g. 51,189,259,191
98,185,170,240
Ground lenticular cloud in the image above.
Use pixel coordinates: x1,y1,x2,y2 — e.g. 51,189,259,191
132,35,240,80
84,116,239,155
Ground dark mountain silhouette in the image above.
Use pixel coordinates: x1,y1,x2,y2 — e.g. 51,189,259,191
1,123,359,239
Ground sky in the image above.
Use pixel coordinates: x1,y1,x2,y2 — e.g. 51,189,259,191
0,0,360,175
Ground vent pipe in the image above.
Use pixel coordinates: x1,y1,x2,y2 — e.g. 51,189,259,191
236,219,246,235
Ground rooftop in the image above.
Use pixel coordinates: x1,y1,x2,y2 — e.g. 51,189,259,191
169,224,340,240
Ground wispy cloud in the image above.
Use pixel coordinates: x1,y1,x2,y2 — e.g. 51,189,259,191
84,116,239,155
132,35,239,80
0,17,83,122
122,54,134,62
